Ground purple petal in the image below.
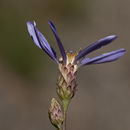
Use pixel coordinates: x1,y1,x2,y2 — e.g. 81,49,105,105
49,21,67,63
75,35,117,62
27,21,41,48
80,48,125,66
79,58,91,65
27,21,58,63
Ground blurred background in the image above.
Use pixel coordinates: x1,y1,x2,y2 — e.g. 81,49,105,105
0,0,129,130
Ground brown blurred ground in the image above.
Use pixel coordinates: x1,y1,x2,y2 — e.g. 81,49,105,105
0,0,129,130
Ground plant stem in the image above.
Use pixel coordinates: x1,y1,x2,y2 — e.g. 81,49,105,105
62,99,70,130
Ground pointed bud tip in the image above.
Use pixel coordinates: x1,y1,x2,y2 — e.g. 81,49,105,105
51,98,57,104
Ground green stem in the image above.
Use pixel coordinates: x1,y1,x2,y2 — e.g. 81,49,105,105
57,126,61,130
62,99,70,130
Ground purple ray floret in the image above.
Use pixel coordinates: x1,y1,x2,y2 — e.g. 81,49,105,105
27,21,58,63
27,20,125,67
49,21,67,63
80,48,125,66
75,35,117,62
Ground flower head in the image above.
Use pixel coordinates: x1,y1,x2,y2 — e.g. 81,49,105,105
27,21,125,100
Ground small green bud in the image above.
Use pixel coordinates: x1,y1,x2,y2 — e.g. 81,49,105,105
48,98,63,129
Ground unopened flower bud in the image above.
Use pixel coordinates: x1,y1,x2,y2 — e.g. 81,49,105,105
48,98,63,129
57,52,78,101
